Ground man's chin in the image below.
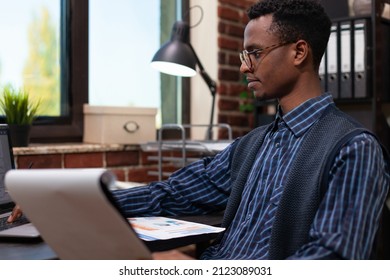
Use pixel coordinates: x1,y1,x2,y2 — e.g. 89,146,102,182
253,92,268,102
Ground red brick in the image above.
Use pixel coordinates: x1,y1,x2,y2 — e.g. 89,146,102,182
219,98,239,111
140,151,159,165
218,22,245,40
16,154,62,169
234,129,248,138
64,152,103,168
218,68,240,82
218,22,226,34
218,81,244,97
219,0,255,9
218,37,241,51
218,129,232,140
218,114,229,124
218,83,229,96
218,51,227,64
218,6,240,22
227,53,242,68
240,13,251,25
224,23,245,37
106,150,139,167
228,114,249,126
231,83,247,95
127,166,159,183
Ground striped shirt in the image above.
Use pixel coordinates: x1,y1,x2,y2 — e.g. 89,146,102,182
113,93,389,259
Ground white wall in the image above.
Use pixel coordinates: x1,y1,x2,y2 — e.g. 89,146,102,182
189,0,218,140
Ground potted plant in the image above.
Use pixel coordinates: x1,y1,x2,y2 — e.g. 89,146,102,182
239,90,255,113
0,84,40,147
238,76,255,128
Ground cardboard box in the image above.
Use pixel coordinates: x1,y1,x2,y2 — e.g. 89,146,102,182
83,105,157,144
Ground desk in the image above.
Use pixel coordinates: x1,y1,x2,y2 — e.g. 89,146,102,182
0,213,223,260
0,241,56,260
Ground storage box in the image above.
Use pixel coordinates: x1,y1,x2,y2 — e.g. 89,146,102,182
83,105,157,144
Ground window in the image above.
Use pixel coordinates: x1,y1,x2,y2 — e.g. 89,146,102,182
89,0,190,128
89,1,160,109
0,0,61,116
0,0,87,143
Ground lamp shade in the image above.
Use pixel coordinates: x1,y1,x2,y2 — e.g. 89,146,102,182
151,21,197,77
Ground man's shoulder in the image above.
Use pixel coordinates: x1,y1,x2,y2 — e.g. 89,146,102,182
324,104,367,131
242,123,271,139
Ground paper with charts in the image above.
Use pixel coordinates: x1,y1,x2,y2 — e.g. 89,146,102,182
128,216,225,241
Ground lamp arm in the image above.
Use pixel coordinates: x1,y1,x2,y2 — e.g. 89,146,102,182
188,44,217,96
199,69,217,97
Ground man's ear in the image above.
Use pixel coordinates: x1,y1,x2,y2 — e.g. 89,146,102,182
293,40,310,66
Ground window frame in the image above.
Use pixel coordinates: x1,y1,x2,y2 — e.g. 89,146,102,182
179,1,191,125
160,1,191,127
30,0,88,143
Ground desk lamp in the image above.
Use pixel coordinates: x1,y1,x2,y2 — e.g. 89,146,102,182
151,20,217,140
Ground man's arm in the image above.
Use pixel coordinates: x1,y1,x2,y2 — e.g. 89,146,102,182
288,133,389,259
112,140,238,218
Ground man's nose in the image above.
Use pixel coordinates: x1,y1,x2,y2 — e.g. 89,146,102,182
240,61,251,73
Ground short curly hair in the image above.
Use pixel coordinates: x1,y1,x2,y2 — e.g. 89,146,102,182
248,0,331,69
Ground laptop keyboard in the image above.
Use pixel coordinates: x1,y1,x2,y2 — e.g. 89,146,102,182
0,215,30,231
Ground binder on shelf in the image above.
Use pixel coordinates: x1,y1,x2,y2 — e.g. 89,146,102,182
354,21,367,98
340,22,352,99
322,20,368,100
319,56,326,92
326,25,339,99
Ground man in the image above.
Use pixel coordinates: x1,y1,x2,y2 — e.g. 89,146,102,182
9,0,390,259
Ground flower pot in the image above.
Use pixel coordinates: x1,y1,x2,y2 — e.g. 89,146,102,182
8,124,32,147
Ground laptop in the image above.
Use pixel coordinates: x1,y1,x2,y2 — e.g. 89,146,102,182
0,124,40,240
5,168,152,260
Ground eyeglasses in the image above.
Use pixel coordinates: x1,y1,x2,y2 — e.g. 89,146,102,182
239,43,288,70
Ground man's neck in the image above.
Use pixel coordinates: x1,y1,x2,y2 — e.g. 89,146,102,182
278,75,322,113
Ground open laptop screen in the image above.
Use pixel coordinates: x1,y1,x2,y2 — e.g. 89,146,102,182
0,124,15,209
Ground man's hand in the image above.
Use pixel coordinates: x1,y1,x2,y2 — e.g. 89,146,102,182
7,205,23,223
152,250,195,260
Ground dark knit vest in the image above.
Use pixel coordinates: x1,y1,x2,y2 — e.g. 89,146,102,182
218,104,373,259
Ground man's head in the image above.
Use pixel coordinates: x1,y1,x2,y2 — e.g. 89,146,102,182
247,0,331,69
240,0,331,108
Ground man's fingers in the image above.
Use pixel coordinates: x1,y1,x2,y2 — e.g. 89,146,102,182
7,206,23,223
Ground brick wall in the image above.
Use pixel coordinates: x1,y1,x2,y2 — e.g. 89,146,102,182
13,144,209,184
217,0,257,138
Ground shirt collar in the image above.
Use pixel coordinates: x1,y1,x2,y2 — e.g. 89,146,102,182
274,93,334,137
